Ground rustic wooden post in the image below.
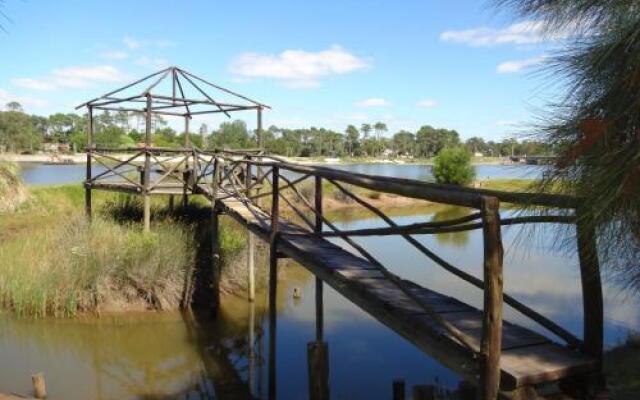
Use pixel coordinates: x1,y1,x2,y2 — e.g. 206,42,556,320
184,115,190,147
168,195,174,211
479,196,504,400
246,157,256,302
315,175,324,341
307,341,330,400
85,106,93,219
307,174,329,400
393,380,406,400
182,157,191,208
143,95,152,232
576,208,604,363
268,165,280,400
211,157,221,310
32,373,46,399
248,300,256,397
256,106,263,148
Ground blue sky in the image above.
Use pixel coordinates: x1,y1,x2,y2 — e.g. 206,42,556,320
0,0,567,140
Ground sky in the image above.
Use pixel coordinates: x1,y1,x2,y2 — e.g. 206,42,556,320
0,0,569,141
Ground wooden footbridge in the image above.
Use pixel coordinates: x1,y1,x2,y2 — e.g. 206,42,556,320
78,68,605,400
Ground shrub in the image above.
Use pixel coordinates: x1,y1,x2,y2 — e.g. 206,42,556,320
432,147,476,186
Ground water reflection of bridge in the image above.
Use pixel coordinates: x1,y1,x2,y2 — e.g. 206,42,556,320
77,67,605,399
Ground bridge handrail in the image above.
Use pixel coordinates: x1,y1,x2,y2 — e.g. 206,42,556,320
211,150,579,210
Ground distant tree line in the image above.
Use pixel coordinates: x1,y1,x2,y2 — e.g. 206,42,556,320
0,102,552,157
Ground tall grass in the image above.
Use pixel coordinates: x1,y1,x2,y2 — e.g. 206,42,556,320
0,216,193,317
0,184,247,317
0,160,28,212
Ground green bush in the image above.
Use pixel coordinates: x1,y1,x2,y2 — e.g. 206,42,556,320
432,147,475,185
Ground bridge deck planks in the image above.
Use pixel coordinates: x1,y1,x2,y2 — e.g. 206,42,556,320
216,196,597,391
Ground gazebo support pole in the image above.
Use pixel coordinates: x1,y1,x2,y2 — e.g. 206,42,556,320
143,95,152,232
85,106,93,219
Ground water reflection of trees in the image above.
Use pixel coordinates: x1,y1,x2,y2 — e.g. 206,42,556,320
431,207,471,247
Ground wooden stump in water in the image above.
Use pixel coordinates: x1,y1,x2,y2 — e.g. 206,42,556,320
307,341,329,400
31,373,46,399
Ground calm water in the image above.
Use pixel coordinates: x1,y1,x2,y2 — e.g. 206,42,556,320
17,162,544,186
3,162,638,399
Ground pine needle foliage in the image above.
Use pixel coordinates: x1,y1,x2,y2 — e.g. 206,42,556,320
495,0,640,290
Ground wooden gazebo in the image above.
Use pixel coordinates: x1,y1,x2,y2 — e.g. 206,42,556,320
76,66,270,231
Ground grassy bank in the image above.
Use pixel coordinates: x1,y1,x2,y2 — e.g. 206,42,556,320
0,161,29,212
0,181,247,317
0,164,536,318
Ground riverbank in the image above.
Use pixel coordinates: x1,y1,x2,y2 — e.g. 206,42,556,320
0,177,534,317
2,152,511,166
0,182,251,317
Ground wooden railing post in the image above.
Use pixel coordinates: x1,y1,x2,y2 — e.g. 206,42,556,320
143,95,152,232
576,207,603,364
182,152,191,208
246,157,256,302
211,157,221,310
314,175,324,342
479,196,504,400
268,164,280,400
85,106,93,219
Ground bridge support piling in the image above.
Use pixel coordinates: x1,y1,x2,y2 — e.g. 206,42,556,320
307,341,329,400
268,165,280,400
211,158,221,311
479,196,504,400
248,230,255,301
246,160,256,302
248,300,256,397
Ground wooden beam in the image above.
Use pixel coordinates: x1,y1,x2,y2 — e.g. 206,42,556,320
143,95,152,232
85,106,93,219
76,67,171,109
479,196,504,400
179,68,270,108
268,166,280,400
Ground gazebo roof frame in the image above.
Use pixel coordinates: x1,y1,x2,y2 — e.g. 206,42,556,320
76,66,270,118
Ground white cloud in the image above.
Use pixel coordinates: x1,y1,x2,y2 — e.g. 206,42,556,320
416,99,437,108
12,65,127,91
356,97,391,107
229,45,369,88
440,20,573,47
12,78,56,91
51,65,127,88
100,50,128,60
497,55,546,73
123,36,141,49
0,88,48,108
